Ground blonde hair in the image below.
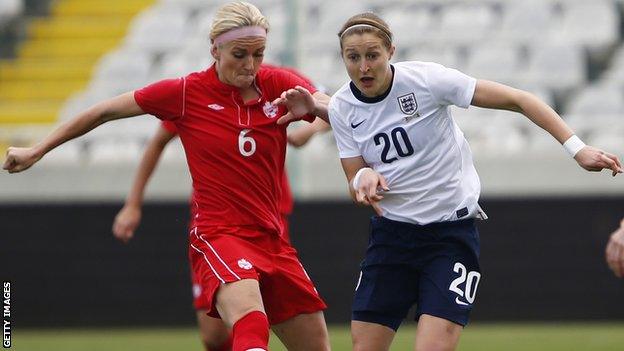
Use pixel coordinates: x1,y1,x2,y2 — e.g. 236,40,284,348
338,12,393,51
209,2,270,44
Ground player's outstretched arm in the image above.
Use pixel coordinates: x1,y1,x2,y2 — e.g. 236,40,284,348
3,92,145,173
112,127,177,243
606,218,624,278
471,80,622,176
274,86,330,125
340,156,389,216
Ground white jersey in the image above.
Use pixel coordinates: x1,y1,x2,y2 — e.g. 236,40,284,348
329,61,487,225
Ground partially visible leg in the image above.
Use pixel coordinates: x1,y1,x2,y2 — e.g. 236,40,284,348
351,320,396,351
216,279,269,351
414,314,462,351
196,310,232,351
271,311,330,351
413,221,481,351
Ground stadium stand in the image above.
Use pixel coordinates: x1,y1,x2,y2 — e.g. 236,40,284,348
0,0,154,127
0,0,23,28
1,0,623,200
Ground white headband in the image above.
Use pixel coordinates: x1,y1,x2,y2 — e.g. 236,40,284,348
340,23,392,43
213,26,267,46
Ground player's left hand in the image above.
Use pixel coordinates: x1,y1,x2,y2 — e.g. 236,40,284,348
574,146,622,176
273,86,315,125
606,219,624,278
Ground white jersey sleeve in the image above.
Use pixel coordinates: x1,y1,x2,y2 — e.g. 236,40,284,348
426,63,476,108
328,98,361,158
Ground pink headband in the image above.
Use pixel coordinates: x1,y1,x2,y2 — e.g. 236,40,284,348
213,26,267,46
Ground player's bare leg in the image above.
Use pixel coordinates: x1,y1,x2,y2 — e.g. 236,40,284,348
215,279,265,325
272,311,331,351
215,279,268,351
414,314,462,351
196,310,232,351
351,320,395,351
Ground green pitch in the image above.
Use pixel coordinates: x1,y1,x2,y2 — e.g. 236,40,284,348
10,323,624,351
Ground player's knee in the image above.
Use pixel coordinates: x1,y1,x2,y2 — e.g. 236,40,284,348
352,333,384,351
416,330,459,351
352,337,368,351
416,340,456,351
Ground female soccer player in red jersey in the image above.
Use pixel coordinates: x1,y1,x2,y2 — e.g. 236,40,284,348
3,2,332,350
113,115,328,351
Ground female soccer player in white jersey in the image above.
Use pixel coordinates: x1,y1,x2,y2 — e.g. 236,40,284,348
275,12,622,351
3,2,333,351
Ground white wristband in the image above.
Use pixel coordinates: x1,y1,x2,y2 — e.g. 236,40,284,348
352,167,371,189
563,135,586,158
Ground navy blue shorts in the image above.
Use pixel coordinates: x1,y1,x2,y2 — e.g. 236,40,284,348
352,216,481,331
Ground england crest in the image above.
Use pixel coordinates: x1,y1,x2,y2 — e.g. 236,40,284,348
397,93,419,116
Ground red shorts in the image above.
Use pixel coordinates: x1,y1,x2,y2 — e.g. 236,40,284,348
188,225,326,325
280,214,291,244
191,269,210,310
191,215,292,310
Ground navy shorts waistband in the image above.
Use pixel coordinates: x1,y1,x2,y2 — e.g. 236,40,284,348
371,216,475,232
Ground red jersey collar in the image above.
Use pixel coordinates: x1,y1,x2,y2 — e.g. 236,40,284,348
206,64,265,106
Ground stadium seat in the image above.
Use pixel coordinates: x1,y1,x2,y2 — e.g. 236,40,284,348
586,130,624,151
566,84,624,115
465,44,525,84
550,1,619,52
402,45,462,71
0,0,23,28
89,48,154,95
454,109,527,156
87,139,143,164
436,3,497,44
58,90,109,122
381,4,437,48
565,113,623,138
124,5,191,55
524,44,585,92
157,0,214,12
496,1,552,44
38,141,83,166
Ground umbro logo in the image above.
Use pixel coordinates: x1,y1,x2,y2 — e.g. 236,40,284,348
351,120,366,129
208,103,224,110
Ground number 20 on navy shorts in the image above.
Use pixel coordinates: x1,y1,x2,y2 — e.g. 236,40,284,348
352,216,482,330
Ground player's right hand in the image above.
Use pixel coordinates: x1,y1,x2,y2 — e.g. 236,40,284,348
3,147,42,173
353,168,390,216
273,86,315,125
606,219,624,278
112,205,142,243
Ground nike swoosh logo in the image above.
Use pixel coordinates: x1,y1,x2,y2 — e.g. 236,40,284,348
351,120,366,128
455,297,469,306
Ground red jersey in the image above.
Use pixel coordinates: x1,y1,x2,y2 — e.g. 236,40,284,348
160,119,294,216
135,64,315,233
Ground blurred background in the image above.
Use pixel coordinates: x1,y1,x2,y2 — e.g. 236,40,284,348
0,0,623,349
